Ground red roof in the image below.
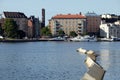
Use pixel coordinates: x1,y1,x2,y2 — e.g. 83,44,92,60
52,14,86,19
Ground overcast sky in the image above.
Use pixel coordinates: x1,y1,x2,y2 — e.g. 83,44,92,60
0,0,120,25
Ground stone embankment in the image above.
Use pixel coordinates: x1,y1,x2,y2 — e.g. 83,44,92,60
77,48,106,80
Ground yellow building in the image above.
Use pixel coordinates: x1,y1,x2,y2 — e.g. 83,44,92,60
49,14,86,36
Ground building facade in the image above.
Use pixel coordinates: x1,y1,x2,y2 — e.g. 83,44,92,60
2,12,41,38
49,14,86,36
86,12,101,35
28,16,41,38
100,23,120,38
28,19,34,38
3,12,28,36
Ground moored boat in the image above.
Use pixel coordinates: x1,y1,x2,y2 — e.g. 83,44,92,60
70,35,97,42
49,37,65,41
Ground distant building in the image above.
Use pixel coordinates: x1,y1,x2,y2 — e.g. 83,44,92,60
28,18,34,38
41,8,45,28
101,14,118,23
2,11,28,36
114,20,120,25
28,16,41,38
2,11,41,38
101,14,118,19
118,16,120,20
86,12,101,35
100,23,120,38
49,13,86,36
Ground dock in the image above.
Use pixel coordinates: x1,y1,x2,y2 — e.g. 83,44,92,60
77,48,106,80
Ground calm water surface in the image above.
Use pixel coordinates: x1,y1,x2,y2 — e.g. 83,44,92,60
0,41,120,80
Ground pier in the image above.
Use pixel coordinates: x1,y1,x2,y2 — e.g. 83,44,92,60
77,48,106,80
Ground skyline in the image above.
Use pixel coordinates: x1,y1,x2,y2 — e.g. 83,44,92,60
0,0,120,25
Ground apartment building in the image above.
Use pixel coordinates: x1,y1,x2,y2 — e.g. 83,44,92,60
49,14,86,36
86,12,101,35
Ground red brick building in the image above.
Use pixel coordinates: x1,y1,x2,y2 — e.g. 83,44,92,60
86,12,101,35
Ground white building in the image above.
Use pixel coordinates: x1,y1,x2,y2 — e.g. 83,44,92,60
100,23,120,38
114,20,120,25
101,14,118,19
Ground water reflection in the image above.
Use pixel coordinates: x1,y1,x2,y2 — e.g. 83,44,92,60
98,42,120,80
100,50,110,70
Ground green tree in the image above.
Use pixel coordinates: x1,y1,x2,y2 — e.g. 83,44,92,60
0,26,3,36
41,27,51,37
70,31,77,37
3,19,18,38
57,29,65,37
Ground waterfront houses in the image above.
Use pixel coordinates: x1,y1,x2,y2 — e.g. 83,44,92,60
49,13,86,36
100,14,120,39
100,23,120,38
1,11,41,38
1,10,120,40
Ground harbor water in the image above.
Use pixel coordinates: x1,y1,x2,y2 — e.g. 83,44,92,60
0,41,120,80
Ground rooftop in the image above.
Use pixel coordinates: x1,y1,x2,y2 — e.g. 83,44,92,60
86,12,99,16
3,11,27,18
52,14,86,19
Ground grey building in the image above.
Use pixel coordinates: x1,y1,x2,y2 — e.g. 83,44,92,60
3,11,28,36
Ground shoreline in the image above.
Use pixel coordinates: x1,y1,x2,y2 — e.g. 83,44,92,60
0,38,65,42
0,38,120,42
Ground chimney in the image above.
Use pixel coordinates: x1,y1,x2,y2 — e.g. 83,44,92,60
79,12,82,15
41,8,45,28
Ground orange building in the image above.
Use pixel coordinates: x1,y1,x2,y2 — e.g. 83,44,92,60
28,19,34,38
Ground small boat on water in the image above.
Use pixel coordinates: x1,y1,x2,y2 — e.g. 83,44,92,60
100,37,120,42
70,35,97,42
0,36,3,39
49,37,65,41
112,37,120,41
